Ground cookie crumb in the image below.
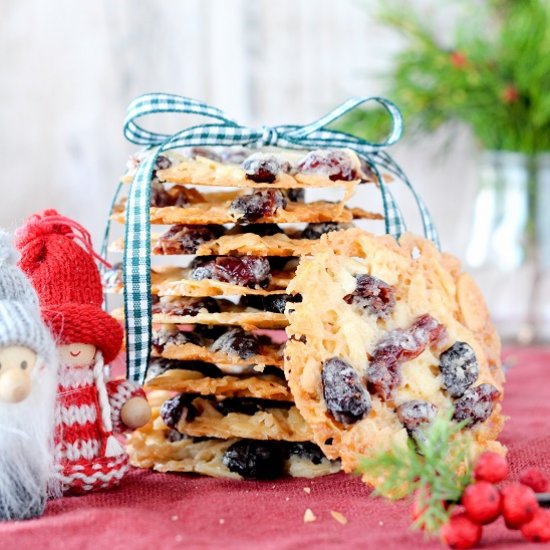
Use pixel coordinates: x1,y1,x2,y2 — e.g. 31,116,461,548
304,508,317,523
330,510,347,525
303,487,311,494
219,518,225,525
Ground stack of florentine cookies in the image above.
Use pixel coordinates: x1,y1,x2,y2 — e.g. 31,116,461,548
104,146,505,484
105,147,384,479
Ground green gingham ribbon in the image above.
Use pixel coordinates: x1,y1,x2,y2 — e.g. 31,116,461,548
122,92,439,383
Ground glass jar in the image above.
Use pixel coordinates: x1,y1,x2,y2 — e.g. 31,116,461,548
465,151,536,343
533,153,550,342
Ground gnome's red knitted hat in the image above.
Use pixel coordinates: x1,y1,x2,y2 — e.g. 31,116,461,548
15,209,123,363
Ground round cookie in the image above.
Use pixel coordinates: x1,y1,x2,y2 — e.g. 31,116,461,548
284,228,505,487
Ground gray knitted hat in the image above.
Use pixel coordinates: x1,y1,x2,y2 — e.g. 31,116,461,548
0,301,53,358
0,230,39,308
0,230,53,359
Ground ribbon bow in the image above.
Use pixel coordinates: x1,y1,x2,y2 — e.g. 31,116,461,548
118,93,439,383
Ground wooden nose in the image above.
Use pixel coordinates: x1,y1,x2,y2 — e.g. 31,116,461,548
0,369,32,403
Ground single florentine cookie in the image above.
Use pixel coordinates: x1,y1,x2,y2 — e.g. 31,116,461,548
112,197,379,226
103,259,296,297
161,394,312,442
109,222,356,257
135,148,376,189
284,228,505,487
127,392,340,480
146,366,290,401
110,307,288,331
151,324,284,368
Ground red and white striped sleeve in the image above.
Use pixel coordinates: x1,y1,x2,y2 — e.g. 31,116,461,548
106,378,146,433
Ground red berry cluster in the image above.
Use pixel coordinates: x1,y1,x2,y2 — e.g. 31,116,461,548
440,452,550,548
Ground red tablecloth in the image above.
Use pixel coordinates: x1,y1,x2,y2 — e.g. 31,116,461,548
1,347,549,550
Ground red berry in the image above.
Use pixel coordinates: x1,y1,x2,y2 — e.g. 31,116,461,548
501,483,539,529
440,512,482,549
450,51,468,68
519,467,550,494
474,451,508,483
462,481,501,525
521,508,550,543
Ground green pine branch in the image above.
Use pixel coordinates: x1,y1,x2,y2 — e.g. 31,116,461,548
339,0,550,153
358,413,473,535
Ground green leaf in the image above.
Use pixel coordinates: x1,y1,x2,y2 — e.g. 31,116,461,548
357,412,473,535
338,0,550,153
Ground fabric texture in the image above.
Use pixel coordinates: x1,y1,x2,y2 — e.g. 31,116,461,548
0,230,39,307
0,230,52,357
0,301,53,358
0,346,545,549
15,209,123,363
13,210,146,495
55,362,145,494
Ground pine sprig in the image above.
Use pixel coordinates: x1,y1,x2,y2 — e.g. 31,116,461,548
340,0,550,153
358,412,473,534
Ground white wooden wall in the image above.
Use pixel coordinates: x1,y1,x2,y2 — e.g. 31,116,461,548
0,0,480,257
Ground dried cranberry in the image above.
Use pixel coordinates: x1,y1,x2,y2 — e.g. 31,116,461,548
397,400,437,445
223,440,285,480
242,153,281,183
344,274,396,319
367,315,447,400
240,293,302,314
154,224,223,255
212,256,271,288
210,327,260,360
167,429,186,442
160,394,198,428
321,357,371,425
229,190,287,222
155,155,172,170
170,185,204,207
150,181,173,207
439,342,479,398
453,384,500,426
297,149,357,181
284,188,305,202
150,183,202,207
268,293,302,313
189,257,216,280
101,262,123,290
301,222,351,240
152,327,204,353
286,442,327,465
152,296,221,316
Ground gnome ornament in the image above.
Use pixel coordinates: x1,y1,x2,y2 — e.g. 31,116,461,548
0,230,58,520
16,210,151,494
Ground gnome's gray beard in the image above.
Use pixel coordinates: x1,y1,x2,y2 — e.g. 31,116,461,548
0,358,58,520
